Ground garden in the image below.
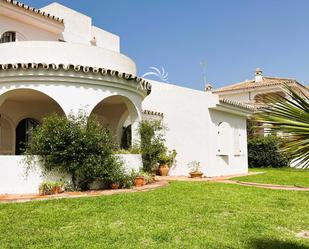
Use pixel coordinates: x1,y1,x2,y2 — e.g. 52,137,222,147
0,180,308,249
23,112,177,195
0,86,308,249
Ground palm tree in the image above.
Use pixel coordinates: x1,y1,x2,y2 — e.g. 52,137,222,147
253,85,309,168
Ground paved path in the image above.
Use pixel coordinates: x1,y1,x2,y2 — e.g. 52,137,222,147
0,180,168,203
156,172,309,191
1,172,308,203
222,180,309,191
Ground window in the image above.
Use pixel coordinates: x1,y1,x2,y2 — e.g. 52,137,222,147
0,31,16,43
15,118,39,155
217,122,230,155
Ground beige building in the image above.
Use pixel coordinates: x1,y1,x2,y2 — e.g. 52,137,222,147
213,68,309,107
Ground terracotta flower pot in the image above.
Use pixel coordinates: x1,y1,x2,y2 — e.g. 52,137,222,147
111,183,120,189
189,172,203,178
52,186,62,194
159,164,169,176
134,176,145,187
151,175,156,183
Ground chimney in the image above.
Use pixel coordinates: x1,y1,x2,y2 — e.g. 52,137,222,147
255,68,263,82
204,83,213,92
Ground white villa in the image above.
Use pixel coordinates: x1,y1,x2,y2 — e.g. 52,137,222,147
0,1,253,194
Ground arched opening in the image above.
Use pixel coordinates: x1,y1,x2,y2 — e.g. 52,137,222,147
0,31,16,43
15,118,39,155
89,95,140,149
0,88,65,155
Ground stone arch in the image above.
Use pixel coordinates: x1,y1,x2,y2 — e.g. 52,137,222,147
0,88,66,155
89,95,141,148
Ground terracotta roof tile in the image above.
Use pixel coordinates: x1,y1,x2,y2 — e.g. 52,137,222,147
0,63,152,95
142,110,164,117
213,76,300,93
219,98,255,111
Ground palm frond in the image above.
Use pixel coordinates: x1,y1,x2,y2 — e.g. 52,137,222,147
253,85,309,168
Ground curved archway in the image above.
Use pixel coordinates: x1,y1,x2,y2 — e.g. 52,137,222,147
0,88,66,155
89,95,141,148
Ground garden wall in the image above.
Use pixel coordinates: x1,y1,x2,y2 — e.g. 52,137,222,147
0,154,142,194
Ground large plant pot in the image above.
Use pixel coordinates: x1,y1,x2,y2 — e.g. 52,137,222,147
134,176,145,187
111,183,120,189
52,186,64,194
159,164,169,176
189,172,203,178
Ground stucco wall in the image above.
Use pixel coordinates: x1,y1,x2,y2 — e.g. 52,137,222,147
41,3,120,52
142,80,249,177
208,110,248,176
0,15,59,41
0,154,142,194
0,42,136,75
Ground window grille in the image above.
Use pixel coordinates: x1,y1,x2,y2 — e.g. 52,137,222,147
0,32,16,43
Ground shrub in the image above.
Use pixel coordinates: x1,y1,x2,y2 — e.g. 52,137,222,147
25,112,129,190
248,135,290,168
158,149,177,166
139,120,167,172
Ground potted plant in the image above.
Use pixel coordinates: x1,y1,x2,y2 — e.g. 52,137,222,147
111,183,120,189
188,161,203,178
52,181,64,194
158,154,170,176
134,176,145,187
39,181,64,195
158,150,177,176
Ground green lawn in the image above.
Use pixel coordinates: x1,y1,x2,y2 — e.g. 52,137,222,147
0,182,308,249
232,168,309,187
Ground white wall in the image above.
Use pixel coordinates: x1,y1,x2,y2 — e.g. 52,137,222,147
91,26,120,52
208,110,248,176
0,154,142,194
41,3,120,52
0,41,136,75
41,3,92,45
0,15,59,41
142,80,249,177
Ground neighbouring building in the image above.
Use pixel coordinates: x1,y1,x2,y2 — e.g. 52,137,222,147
213,68,309,108
0,1,253,194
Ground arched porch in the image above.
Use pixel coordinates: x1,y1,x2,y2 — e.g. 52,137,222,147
89,95,141,149
0,88,65,155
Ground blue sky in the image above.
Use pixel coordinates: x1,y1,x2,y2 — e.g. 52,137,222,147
22,0,309,90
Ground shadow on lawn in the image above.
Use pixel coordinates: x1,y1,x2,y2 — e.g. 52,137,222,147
250,239,309,249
